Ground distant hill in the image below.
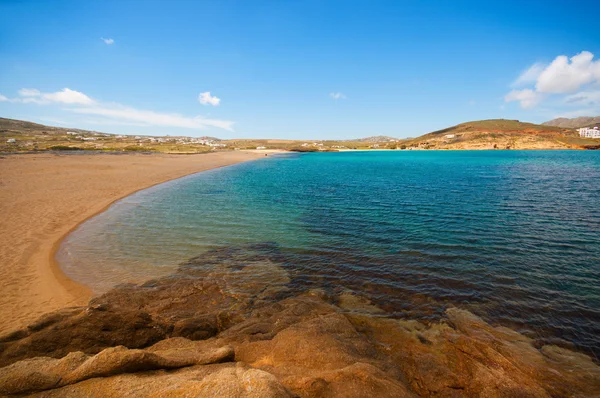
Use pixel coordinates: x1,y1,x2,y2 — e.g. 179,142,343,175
404,119,598,150
0,118,226,142
0,117,98,135
355,135,398,142
0,117,225,153
542,116,600,129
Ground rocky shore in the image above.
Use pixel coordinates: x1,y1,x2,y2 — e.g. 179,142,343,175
1,249,599,397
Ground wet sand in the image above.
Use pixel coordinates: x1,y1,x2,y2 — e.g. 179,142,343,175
0,150,266,334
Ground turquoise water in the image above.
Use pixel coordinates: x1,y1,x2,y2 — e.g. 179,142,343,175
58,150,600,358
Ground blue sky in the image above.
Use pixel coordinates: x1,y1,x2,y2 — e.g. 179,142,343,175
1,0,599,139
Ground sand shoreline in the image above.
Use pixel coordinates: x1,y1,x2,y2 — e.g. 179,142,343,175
0,150,268,334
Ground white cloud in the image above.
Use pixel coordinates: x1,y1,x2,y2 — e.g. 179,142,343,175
3,88,95,105
536,51,600,93
2,87,234,132
511,63,545,87
505,51,600,110
198,92,220,106
330,92,346,100
43,88,95,104
18,88,41,97
81,119,151,127
101,37,114,45
69,104,234,131
504,89,544,109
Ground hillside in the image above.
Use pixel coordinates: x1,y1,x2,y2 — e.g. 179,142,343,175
543,116,600,129
0,117,97,135
404,119,599,150
0,117,222,153
0,117,404,153
3,116,600,153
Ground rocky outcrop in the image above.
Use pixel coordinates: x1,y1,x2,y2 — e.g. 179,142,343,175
0,252,291,367
1,256,599,397
0,338,234,395
28,363,295,398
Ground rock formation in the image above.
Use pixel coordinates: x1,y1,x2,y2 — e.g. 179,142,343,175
1,250,599,397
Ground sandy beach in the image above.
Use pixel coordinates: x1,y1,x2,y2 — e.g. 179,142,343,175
0,150,265,334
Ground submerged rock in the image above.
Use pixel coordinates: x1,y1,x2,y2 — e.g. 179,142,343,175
1,257,599,397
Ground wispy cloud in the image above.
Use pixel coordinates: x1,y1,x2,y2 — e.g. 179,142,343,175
565,90,600,106
554,108,600,118
101,37,114,45
330,92,346,100
1,87,235,132
69,104,234,131
505,51,600,111
198,91,220,106
511,63,545,88
0,88,94,105
504,89,544,109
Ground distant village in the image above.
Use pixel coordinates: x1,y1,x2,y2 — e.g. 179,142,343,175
64,132,227,147
4,130,228,150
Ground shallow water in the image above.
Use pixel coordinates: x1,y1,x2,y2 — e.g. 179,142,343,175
58,150,600,358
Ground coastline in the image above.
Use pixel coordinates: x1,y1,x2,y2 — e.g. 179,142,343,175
0,150,269,334
1,149,599,396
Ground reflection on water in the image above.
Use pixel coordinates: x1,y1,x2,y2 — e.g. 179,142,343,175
58,150,600,359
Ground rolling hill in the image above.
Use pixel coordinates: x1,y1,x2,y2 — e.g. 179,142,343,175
2,117,599,153
0,117,97,135
404,119,598,150
0,117,222,153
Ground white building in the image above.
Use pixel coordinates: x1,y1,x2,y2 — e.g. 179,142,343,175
444,134,456,139
579,127,600,139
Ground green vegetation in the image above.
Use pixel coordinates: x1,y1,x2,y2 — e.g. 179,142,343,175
289,147,320,152
49,145,84,151
123,145,156,152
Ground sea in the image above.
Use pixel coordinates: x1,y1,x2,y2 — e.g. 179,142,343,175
57,150,600,359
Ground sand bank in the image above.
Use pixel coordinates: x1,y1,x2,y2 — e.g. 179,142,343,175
0,150,266,334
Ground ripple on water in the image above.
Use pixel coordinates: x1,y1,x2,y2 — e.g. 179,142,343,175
57,150,600,360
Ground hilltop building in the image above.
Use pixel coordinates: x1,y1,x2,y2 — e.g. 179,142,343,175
578,127,600,138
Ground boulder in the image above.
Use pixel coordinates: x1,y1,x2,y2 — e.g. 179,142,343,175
0,338,235,395
28,364,294,398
